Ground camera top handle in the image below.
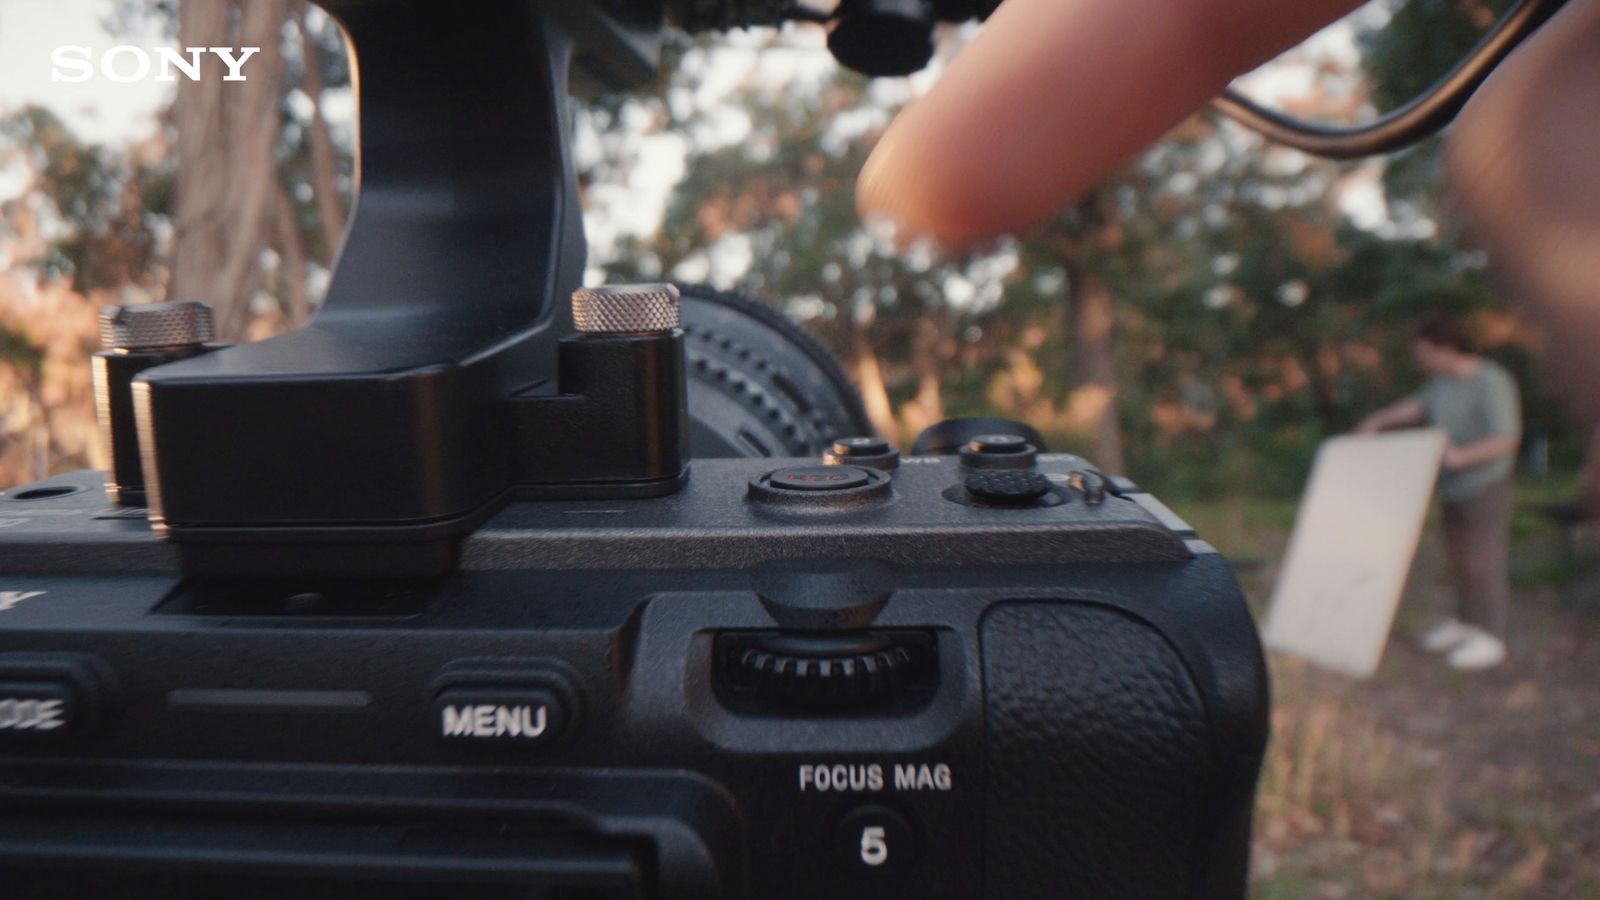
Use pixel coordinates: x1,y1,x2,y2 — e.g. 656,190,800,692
125,0,1564,578
133,1,677,576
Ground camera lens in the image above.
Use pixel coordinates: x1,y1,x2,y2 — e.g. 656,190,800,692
679,284,874,459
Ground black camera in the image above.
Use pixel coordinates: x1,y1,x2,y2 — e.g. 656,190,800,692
0,1,1267,897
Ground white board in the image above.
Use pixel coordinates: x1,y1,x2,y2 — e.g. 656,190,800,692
1264,429,1447,678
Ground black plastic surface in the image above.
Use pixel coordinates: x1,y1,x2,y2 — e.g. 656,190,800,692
0,453,1264,898
0,456,1193,574
0,817,652,899
91,347,211,507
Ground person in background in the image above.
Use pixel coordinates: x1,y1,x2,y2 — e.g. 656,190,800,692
1357,317,1523,670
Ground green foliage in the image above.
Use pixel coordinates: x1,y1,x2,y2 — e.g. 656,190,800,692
1359,0,1513,223
1360,0,1515,112
0,323,44,378
579,27,1578,502
1,106,161,292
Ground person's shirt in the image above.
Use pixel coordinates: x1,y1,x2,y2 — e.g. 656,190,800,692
1413,358,1522,501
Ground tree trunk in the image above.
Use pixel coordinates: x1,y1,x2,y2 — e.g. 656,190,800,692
167,0,290,340
295,3,348,262
26,379,49,482
1580,423,1600,518
1300,336,1343,432
1064,262,1126,473
275,183,312,326
1048,190,1127,474
851,333,899,443
899,316,946,440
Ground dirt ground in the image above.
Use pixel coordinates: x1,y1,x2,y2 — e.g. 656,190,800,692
1182,494,1600,899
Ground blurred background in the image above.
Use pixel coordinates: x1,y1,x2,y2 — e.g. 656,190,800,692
1,0,1596,894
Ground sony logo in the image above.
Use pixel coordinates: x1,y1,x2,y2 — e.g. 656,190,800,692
51,46,261,84
0,591,44,612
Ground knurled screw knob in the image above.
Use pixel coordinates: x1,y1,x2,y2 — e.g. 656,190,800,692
99,301,215,351
571,283,681,335
964,470,1053,506
823,435,900,471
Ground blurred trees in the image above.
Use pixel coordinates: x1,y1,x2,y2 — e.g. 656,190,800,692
1,1,1587,501
1358,0,1582,488
166,0,289,338
166,0,350,338
0,0,352,485
0,107,158,481
579,10,1581,496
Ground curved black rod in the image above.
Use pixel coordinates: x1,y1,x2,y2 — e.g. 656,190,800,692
1211,0,1569,158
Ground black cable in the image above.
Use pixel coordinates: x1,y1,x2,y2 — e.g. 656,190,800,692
1211,0,1569,158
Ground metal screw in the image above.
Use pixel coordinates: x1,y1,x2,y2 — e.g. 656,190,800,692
571,284,681,335
100,301,215,351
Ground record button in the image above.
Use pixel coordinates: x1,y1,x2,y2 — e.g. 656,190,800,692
769,466,872,491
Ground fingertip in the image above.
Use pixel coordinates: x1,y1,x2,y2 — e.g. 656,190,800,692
855,107,1013,252
855,0,1361,249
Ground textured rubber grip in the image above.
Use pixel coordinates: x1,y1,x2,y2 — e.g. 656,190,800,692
982,602,1219,898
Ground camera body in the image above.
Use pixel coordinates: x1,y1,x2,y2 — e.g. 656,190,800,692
0,0,1268,895
0,451,1265,899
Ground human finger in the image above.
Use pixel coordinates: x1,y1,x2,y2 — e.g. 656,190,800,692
856,0,1362,249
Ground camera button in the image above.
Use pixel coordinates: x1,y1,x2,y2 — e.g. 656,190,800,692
748,465,892,509
769,465,872,491
0,654,107,745
833,805,917,876
434,686,567,748
967,433,1028,454
959,433,1039,470
823,436,900,471
963,470,1053,506
0,681,80,739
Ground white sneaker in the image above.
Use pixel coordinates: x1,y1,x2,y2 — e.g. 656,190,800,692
1446,630,1507,671
1420,619,1473,653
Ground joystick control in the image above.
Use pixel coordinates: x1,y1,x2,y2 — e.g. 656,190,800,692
723,633,920,707
716,562,936,711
